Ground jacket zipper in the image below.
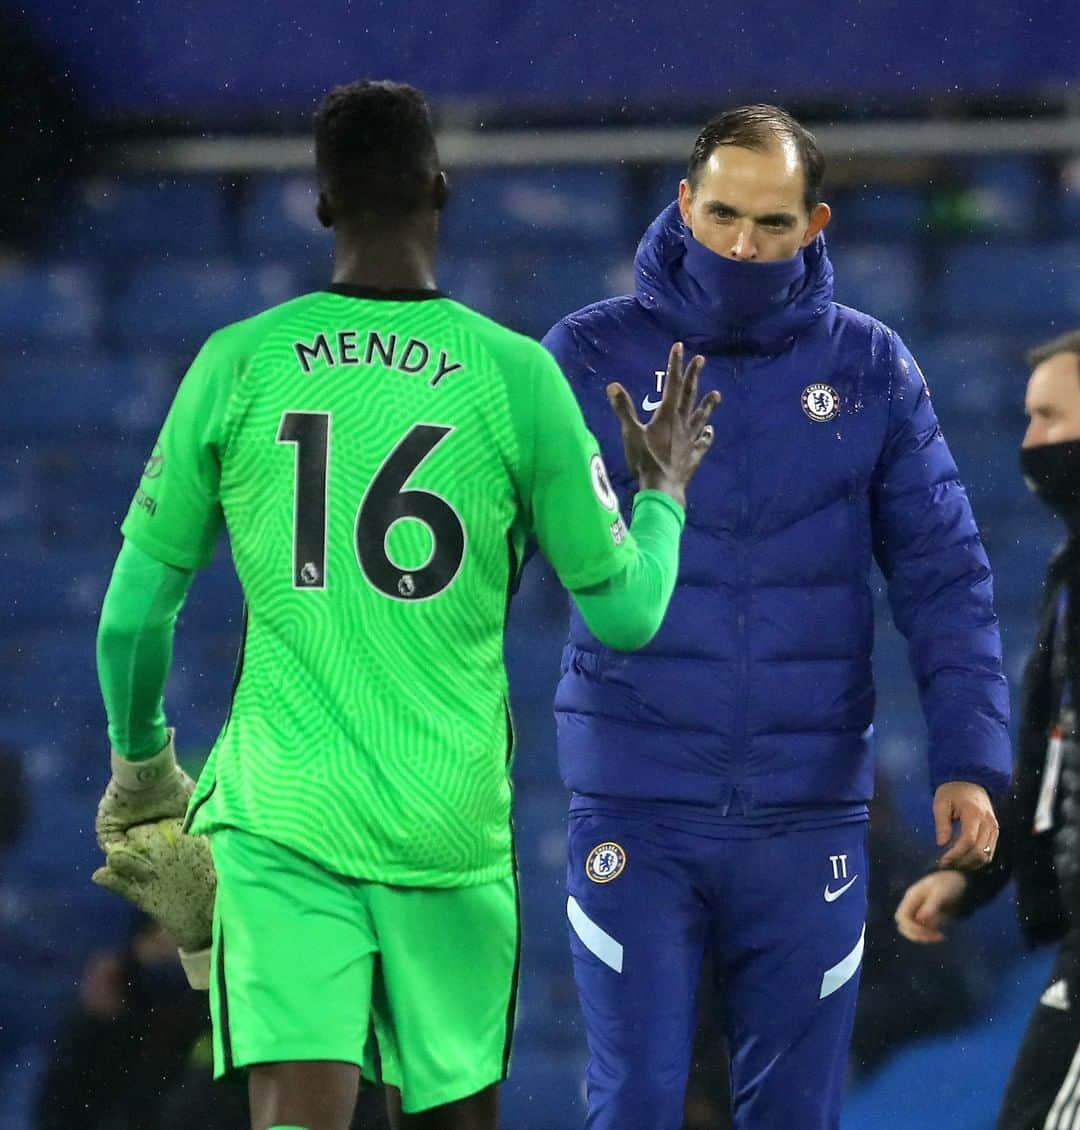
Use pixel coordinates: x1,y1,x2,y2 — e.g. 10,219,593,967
730,350,750,815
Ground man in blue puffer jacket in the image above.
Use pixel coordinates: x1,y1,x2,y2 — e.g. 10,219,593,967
541,105,1011,1130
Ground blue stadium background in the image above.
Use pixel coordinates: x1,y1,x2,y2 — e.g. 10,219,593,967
1,3,1079,1126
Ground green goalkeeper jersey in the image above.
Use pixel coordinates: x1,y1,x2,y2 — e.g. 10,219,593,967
120,285,635,887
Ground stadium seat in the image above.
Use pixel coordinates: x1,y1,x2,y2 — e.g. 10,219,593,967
441,168,630,253
514,784,569,871
939,242,1080,328
438,254,503,320
0,353,176,442
828,185,928,240
829,243,921,330
51,177,228,259
515,962,582,1048
499,253,631,338
237,175,333,281
114,260,298,347
906,332,1022,424
962,156,1046,236
1057,158,1080,230
0,263,101,345
3,544,113,628
0,1043,47,1130
0,454,37,540
31,441,141,543
501,1047,588,1129
641,165,685,229
842,949,1054,1130
4,630,107,733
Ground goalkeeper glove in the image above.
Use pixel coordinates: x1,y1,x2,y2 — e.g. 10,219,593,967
95,728,194,856
92,817,216,990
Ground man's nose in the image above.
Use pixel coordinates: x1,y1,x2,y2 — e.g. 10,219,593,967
729,223,757,261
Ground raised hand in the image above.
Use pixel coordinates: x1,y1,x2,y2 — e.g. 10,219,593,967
606,342,721,509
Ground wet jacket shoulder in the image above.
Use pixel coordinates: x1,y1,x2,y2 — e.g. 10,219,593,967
542,204,1010,810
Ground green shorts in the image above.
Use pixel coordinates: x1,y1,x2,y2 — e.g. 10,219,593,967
209,827,520,1114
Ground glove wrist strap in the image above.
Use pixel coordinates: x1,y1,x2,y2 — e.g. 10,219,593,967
110,728,177,790
178,944,211,991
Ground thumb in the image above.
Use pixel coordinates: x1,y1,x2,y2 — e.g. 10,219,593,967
92,865,141,905
933,794,954,848
106,846,156,883
606,383,640,430
913,890,941,924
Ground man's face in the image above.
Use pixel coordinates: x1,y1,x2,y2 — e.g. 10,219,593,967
678,140,830,263
1023,352,1080,448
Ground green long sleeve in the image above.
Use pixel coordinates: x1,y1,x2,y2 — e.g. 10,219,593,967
96,539,195,759
570,490,685,651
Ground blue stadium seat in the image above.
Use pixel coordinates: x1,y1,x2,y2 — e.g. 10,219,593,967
3,544,113,628
1057,160,1080,230
515,963,583,1049
0,353,176,442
907,332,1021,423
842,950,1053,1130
829,243,921,329
939,242,1080,328
983,515,1058,617
0,453,37,540
32,441,141,543
238,175,333,269
501,1047,588,1129
641,165,684,228
439,254,503,320
499,253,630,338
442,168,630,253
51,177,228,259
962,156,1045,236
0,1043,47,1130
514,785,569,870
0,263,101,345
829,186,928,240
4,630,107,733
946,421,1031,515
115,260,299,347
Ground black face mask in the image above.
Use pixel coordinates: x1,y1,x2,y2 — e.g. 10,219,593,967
1020,440,1080,518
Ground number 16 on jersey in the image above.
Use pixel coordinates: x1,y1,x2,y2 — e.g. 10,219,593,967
276,411,467,601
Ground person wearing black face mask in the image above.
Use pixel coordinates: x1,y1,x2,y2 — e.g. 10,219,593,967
896,330,1080,1130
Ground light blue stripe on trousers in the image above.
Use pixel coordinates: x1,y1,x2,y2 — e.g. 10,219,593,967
819,925,865,1000
568,895,624,973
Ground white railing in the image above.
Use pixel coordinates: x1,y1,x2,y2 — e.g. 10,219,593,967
111,116,1080,174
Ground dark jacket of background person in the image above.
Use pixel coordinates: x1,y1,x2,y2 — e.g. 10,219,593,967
853,783,985,1075
957,533,1080,940
34,918,210,1130
542,202,1010,810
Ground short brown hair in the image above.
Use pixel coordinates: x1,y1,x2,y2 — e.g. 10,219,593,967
687,104,825,213
1027,330,1080,371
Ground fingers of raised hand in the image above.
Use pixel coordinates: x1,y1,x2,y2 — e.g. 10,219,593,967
606,382,642,432
678,354,706,416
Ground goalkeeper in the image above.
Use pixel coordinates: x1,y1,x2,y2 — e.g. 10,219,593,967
92,79,719,1130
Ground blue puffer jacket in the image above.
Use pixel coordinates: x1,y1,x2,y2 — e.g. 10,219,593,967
542,204,1011,810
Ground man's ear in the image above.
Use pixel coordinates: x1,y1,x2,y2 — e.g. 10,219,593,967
803,202,831,246
316,191,333,229
677,178,694,230
433,170,449,212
